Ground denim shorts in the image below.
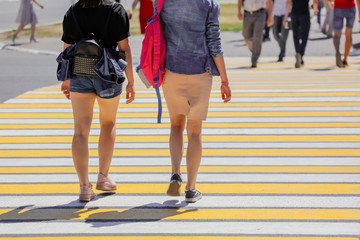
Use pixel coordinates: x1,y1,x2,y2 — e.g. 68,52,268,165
70,75,122,99
334,7,356,31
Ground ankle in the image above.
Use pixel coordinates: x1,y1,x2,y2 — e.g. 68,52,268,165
99,172,108,177
185,185,195,191
80,181,91,187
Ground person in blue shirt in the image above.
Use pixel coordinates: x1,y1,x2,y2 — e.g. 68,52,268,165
158,0,231,203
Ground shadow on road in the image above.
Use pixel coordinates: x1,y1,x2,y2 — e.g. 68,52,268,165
0,194,196,227
85,199,197,228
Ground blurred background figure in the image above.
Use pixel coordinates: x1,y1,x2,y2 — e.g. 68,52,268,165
284,0,318,68
316,0,324,29
330,0,360,68
12,0,44,44
272,0,290,62
263,9,271,42
238,0,274,68
128,0,154,34
321,0,334,37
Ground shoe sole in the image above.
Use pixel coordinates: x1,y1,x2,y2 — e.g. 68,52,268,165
186,194,202,203
336,53,344,68
79,193,95,202
166,181,181,196
96,183,117,191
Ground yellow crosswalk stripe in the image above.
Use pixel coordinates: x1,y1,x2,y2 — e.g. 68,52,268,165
0,208,359,221
0,183,359,194
2,122,360,129
1,166,359,174
35,85,360,91
1,148,360,157
15,92,360,98
1,135,359,143
2,102,360,108
0,237,357,240
1,111,360,118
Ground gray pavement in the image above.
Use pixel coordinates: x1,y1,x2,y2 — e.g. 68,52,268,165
0,50,55,103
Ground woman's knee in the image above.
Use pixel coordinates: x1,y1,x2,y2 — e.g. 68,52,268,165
170,115,186,132
187,120,202,138
100,121,116,134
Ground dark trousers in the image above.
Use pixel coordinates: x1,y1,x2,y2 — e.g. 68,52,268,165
242,10,267,65
272,15,290,58
291,14,311,57
263,10,270,39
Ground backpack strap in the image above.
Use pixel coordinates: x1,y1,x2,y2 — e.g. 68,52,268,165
156,0,165,14
152,0,165,123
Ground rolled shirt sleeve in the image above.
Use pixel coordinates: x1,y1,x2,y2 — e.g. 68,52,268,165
206,1,223,58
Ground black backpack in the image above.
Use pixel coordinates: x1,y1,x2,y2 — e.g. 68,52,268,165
71,5,112,77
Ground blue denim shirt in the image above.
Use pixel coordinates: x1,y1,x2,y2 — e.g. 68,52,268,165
156,0,223,76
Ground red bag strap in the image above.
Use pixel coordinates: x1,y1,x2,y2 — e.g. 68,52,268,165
156,0,165,14
152,0,165,80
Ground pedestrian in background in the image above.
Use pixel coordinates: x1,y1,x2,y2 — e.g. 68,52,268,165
321,0,334,37
284,0,318,68
159,0,231,203
128,0,154,34
12,0,44,44
272,0,290,62
238,0,274,68
263,9,271,42
60,0,135,202
316,0,324,29
329,0,360,68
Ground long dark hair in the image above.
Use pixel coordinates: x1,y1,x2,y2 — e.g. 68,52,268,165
82,0,103,8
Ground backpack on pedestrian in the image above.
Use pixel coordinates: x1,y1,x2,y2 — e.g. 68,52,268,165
136,0,166,123
56,3,127,87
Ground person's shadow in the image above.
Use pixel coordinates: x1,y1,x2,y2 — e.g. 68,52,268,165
85,199,197,228
0,194,197,227
0,193,114,223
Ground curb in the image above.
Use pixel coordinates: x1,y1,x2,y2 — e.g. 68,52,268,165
0,21,61,56
1,44,58,56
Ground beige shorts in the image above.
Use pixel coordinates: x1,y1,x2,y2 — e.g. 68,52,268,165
162,70,213,120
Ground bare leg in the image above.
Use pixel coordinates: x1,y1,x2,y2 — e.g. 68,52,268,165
30,24,36,39
97,95,120,177
71,92,96,186
13,24,26,37
333,31,341,53
169,114,186,175
185,119,203,190
343,28,352,62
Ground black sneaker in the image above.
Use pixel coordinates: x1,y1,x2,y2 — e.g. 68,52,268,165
185,189,202,203
166,173,182,196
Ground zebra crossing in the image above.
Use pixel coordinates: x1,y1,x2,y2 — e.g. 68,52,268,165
0,57,359,239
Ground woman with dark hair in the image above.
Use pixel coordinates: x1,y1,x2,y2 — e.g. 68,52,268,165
60,0,135,202
159,0,231,203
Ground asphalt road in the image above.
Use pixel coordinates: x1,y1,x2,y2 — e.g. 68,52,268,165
0,50,57,103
